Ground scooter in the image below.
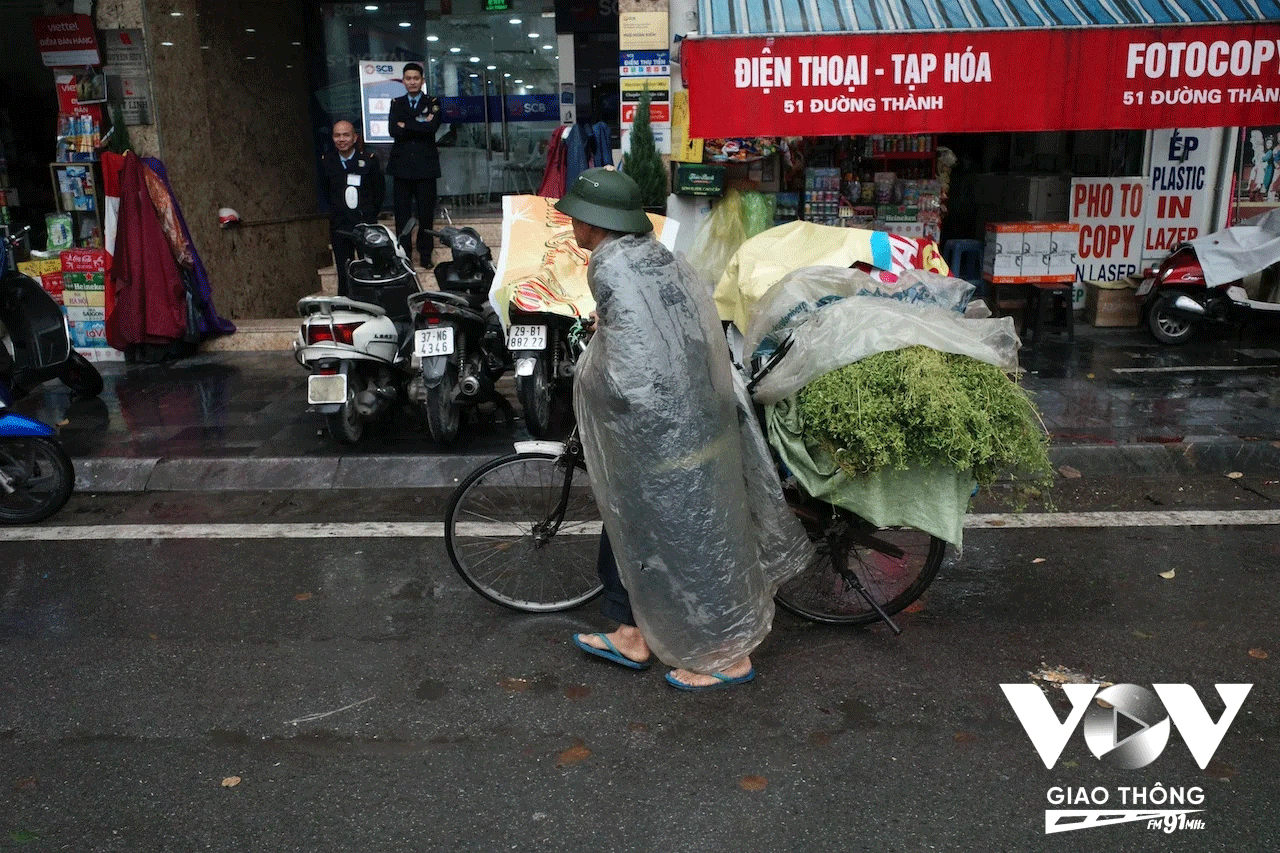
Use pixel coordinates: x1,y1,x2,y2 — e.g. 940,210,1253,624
506,309,581,438
0,226,103,399
407,223,510,445
294,221,418,445
0,371,75,525
1137,208,1280,344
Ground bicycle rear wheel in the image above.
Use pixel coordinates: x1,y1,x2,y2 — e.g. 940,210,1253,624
444,451,604,612
776,505,945,625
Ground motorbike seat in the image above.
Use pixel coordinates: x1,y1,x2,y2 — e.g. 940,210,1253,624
421,290,487,311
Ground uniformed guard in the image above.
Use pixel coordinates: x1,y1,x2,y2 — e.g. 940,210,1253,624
322,119,385,298
387,62,442,269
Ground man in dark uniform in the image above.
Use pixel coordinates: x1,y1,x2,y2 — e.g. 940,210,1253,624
322,119,385,298
387,62,442,269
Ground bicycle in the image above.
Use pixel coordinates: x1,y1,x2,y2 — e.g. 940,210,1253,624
444,426,946,632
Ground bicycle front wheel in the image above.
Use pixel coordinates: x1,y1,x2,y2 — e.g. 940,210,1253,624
776,508,945,625
444,451,604,612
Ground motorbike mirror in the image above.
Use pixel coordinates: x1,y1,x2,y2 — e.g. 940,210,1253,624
400,218,417,239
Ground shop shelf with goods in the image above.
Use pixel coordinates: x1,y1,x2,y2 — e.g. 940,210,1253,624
48,161,105,250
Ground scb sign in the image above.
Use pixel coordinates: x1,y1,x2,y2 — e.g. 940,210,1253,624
1002,683,1251,770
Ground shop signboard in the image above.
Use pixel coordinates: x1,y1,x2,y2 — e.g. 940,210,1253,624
619,11,668,51
682,23,1280,137
439,95,559,123
620,52,671,155
33,15,101,67
1069,176,1149,297
1143,128,1221,268
101,29,154,126
359,60,421,144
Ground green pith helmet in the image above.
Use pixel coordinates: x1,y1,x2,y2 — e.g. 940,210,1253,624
554,167,654,235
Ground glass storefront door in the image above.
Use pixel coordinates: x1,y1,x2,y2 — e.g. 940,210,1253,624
314,1,562,211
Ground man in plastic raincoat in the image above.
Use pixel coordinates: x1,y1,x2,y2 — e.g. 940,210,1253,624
558,168,811,691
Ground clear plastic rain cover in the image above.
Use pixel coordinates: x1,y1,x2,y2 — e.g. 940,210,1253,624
573,234,814,672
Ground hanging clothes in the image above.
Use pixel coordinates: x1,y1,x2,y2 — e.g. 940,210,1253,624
106,152,187,354
536,125,569,198
141,158,235,339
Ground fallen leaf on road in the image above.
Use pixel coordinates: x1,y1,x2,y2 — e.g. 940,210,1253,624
1033,665,1113,690
293,592,313,601
1086,373,1095,379
1032,558,1046,564
1248,648,1269,659
555,744,591,767
563,685,591,700
954,731,978,744
986,519,1006,526
809,732,833,747
499,678,531,692
12,776,36,791
1133,630,1152,639
1226,471,1244,479
1202,759,1237,780
1159,569,1176,579
221,776,241,788
739,775,768,791
904,599,926,613
1058,465,1082,479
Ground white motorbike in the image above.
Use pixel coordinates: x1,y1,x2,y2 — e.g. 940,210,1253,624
294,221,419,445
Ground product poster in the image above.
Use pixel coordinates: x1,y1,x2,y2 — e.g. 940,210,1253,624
1234,124,1280,222
359,60,421,144
489,195,678,329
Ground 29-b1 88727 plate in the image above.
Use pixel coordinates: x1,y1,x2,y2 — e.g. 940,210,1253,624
415,327,455,356
507,324,547,349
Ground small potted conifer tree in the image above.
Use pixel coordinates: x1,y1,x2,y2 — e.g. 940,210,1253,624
621,87,667,214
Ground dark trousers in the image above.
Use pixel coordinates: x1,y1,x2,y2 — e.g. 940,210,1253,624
393,177,437,266
597,529,635,626
330,230,357,298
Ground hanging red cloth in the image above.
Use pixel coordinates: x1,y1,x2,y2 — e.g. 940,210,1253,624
105,152,186,351
536,125,569,198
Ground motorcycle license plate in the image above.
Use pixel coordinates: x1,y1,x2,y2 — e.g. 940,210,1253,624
308,373,347,405
507,324,547,350
415,327,455,356
1134,279,1154,297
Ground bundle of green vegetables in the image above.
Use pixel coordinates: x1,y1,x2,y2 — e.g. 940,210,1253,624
796,345,1052,489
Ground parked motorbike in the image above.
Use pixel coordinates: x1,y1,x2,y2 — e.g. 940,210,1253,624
1137,209,1280,344
0,375,75,525
506,309,582,438
407,223,509,445
294,221,418,445
0,226,103,399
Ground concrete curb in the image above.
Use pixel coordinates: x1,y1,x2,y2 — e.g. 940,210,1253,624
70,440,1280,493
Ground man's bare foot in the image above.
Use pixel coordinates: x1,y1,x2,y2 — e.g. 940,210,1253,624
574,625,651,666
666,656,754,689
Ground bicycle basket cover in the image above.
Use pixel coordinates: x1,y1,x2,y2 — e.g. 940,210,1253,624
573,233,813,673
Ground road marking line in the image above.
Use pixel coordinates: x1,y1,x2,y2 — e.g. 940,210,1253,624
3,511,1279,542
1112,365,1263,373
967,509,1280,528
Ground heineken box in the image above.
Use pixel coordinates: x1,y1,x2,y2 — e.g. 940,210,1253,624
674,163,725,197
62,270,106,290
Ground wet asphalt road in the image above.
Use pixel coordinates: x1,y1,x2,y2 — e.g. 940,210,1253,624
1,477,1277,852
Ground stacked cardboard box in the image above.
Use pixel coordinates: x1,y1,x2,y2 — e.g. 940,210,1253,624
16,257,65,305
1083,279,1142,327
983,221,1079,283
60,248,123,361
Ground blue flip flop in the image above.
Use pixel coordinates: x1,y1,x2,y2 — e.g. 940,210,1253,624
572,633,651,670
664,668,756,691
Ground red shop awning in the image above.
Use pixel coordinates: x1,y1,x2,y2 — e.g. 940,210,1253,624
682,22,1280,136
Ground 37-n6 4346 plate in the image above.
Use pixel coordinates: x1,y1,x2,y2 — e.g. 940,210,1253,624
415,327,455,356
